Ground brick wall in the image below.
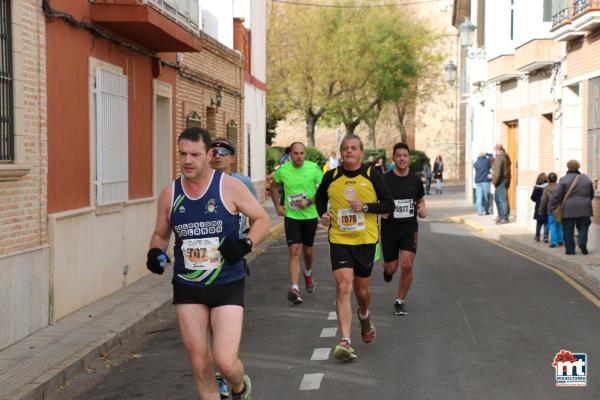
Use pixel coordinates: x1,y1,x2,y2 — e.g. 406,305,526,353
0,0,47,256
175,31,244,171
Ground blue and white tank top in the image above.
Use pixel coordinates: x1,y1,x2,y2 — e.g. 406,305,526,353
170,170,244,286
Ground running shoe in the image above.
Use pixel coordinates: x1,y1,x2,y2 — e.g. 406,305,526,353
383,271,393,283
394,300,407,316
333,339,357,362
357,310,376,343
287,288,303,305
216,373,229,398
304,273,315,294
231,375,251,400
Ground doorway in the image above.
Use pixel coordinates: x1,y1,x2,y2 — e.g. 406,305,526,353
506,121,518,213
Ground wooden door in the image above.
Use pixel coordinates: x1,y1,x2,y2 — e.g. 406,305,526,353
506,121,518,213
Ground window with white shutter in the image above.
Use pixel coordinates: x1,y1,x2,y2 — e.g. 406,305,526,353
94,68,128,205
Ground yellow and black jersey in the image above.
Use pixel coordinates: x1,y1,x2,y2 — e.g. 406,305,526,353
315,164,394,245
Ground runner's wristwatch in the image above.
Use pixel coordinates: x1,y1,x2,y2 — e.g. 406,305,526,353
362,204,368,212
243,237,253,250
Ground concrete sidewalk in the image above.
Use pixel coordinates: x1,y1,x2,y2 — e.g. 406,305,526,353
444,199,600,302
0,203,283,400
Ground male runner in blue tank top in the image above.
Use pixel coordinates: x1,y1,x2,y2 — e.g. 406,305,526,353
146,127,270,400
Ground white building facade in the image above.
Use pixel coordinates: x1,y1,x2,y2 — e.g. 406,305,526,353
454,0,565,233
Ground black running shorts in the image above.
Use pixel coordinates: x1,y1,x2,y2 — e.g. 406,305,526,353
381,226,418,262
329,242,376,278
284,217,318,246
173,279,245,308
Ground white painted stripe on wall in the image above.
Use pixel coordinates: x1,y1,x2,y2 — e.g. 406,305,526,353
327,312,337,320
311,348,331,361
299,373,324,390
320,327,337,337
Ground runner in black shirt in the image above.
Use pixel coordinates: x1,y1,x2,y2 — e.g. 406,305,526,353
380,143,426,316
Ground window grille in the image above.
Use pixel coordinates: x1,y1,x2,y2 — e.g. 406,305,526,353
0,0,13,161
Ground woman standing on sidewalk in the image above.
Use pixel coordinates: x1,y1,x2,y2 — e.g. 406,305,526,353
530,173,548,242
549,160,595,255
433,155,444,194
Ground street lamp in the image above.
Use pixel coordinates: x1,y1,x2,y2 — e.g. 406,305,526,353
444,61,457,85
459,17,476,47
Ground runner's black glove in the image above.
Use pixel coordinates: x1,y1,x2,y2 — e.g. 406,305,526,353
219,238,252,265
146,248,170,275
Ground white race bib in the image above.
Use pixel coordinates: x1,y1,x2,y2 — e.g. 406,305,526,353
337,208,365,231
288,193,307,210
181,237,221,271
393,199,414,219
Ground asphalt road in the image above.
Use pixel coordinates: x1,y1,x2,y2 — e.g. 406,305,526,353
51,188,600,400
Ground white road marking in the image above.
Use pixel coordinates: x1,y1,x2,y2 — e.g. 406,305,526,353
310,348,331,361
327,311,337,320
299,373,324,390
320,327,337,337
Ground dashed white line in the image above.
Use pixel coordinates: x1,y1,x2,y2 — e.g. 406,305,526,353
320,327,337,337
310,348,331,361
327,311,337,320
299,373,324,390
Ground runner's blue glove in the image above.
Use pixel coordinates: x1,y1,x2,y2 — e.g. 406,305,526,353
146,248,170,275
219,238,252,265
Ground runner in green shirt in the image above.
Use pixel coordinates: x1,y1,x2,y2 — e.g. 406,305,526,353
270,142,323,305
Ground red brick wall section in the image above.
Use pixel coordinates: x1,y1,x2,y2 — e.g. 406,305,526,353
0,0,48,256
175,32,244,172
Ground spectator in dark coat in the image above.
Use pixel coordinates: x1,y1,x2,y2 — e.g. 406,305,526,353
530,172,548,242
473,152,493,215
549,160,594,255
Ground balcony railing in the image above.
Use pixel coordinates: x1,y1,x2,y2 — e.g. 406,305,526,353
145,0,200,31
552,6,571,26
91,1,199,31
89,0,202,51
143,0,200,30
574,0,591,14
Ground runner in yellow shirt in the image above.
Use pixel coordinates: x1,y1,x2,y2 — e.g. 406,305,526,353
315,134,394,361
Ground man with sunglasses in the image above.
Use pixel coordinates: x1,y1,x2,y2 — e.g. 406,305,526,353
210,138,258,237
270,142,323,305
209,138,257,398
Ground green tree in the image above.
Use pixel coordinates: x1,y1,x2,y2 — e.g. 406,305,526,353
267,3,342,146
324,4,442,144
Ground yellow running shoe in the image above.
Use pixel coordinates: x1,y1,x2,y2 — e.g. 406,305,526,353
333,339,357,362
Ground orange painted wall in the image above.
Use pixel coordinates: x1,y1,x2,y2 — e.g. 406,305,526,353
46,0,177,212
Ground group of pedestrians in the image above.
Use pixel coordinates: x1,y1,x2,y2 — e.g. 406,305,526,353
422,155,444,195
144,128,428,399
531,159,595,255
472,144,512,224
473,143,594,253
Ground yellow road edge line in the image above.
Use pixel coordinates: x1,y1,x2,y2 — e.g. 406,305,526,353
452,217,600,309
